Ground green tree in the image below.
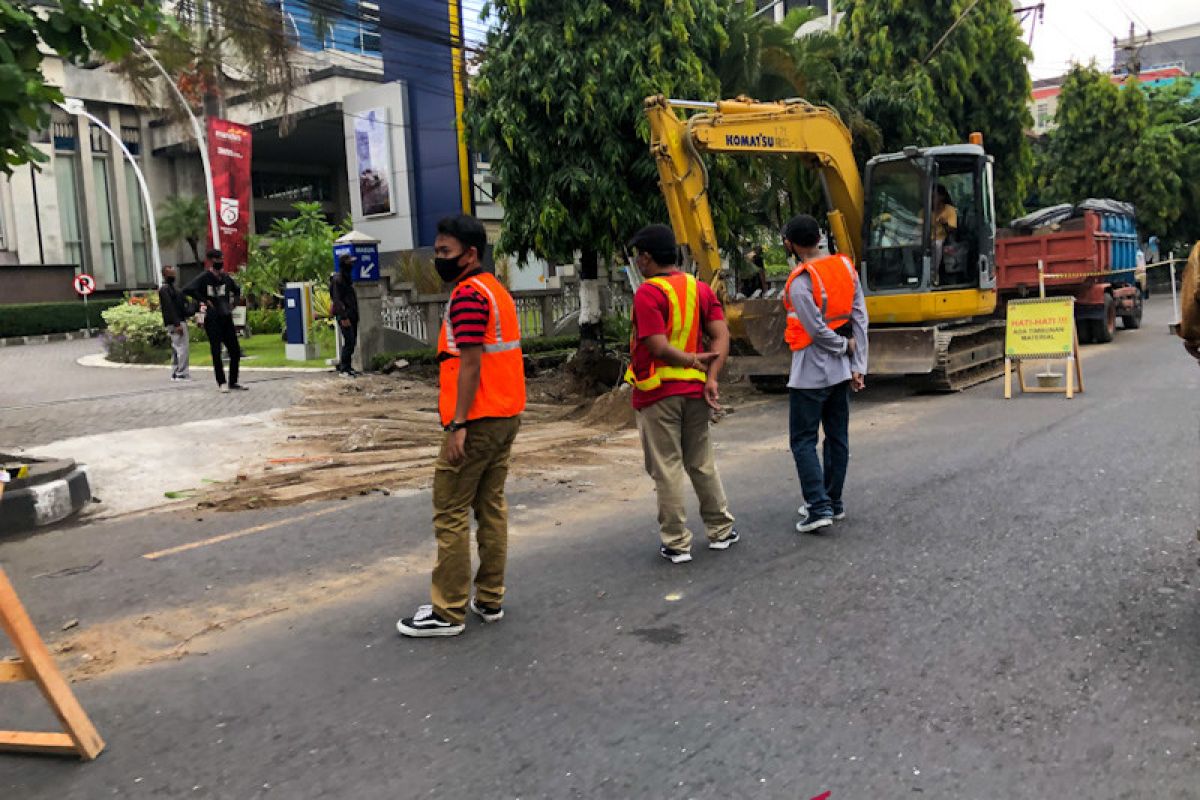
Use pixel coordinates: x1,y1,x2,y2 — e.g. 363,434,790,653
156,195,208,265
1,0,163,172
465,0,728,345
1042,65,1183,236
1145,77,1200,246
240,203,344,302
840,0,1034,219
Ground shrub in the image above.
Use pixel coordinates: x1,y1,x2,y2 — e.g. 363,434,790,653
101,301,169,363
0,299,124,337
248,308,284,334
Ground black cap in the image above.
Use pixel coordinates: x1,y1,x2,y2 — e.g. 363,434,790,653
628,224,677,265
206,248,223,261
782,215,821,248
339,254,354,269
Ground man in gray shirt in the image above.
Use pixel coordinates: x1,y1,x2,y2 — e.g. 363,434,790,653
780,215,869,533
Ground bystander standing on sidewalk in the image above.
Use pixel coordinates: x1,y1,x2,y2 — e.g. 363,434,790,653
780,214,869,533
397,214,526,638
158,265,192,382
184,249,246,393
625,224,737,564
330,254,360,378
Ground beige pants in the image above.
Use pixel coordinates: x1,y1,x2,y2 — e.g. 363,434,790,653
430,416,521,624
636,395,735,552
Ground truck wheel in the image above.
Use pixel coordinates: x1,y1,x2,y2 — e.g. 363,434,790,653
1095,294,1116,343
1076,319,1093,345
1121,290,1143,330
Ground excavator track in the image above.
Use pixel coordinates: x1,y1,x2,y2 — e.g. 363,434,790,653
921,321,1007,392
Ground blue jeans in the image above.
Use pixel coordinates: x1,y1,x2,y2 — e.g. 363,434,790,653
788,382,851,518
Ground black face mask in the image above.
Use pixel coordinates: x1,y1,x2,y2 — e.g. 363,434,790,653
165,275,176,284
435,254,467,284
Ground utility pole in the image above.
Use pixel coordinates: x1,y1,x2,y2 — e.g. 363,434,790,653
1013,3,1044,47
1114,22,1151,77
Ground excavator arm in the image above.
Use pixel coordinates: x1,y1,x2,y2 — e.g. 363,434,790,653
644,95,864,288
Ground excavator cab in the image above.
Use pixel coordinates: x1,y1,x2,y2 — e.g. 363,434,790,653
861,145,997,320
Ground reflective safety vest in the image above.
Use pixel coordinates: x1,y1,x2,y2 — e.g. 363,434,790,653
782,254,859,351
623,272,709,392
436,272,526,426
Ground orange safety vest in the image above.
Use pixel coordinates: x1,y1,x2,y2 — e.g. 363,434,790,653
782,254,859,351
623,272,709,391
436,272,526,426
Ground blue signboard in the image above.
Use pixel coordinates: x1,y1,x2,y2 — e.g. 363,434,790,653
283,284,307,345
334,242,380,282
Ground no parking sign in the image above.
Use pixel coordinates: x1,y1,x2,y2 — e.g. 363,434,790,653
73,273,96,296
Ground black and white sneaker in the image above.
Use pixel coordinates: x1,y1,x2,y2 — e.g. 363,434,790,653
659,546,693,564
397,604,464,638
229,383,249,391
470,598,504,623
708,528,740,550
799,505,846,522
796,515,834,534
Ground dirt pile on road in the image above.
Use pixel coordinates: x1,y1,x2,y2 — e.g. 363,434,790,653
201,371,642,512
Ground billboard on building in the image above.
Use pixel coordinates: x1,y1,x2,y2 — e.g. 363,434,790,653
206,118,252,271
354,108,394,217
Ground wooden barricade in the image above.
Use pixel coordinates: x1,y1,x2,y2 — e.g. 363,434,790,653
0,566,105,760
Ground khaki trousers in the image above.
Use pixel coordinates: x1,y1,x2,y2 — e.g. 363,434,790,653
430,416,521,624
636,395,735,552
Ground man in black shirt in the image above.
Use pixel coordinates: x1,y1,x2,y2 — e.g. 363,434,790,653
330,254,360,377
184,249,246,392
158,265,192,381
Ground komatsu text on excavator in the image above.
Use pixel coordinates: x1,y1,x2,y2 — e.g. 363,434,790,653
645,95,1006,391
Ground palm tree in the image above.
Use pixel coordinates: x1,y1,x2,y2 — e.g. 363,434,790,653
115,0,299,128
156,195,209,265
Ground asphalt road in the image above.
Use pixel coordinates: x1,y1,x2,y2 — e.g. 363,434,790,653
2,298,1198,799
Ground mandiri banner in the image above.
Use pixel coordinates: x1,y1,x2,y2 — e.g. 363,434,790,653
206,118,252,271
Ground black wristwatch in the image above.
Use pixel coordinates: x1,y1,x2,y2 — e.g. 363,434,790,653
444,420,466,433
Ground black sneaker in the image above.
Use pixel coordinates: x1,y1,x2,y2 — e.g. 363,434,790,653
397,604,464,638
659,546,692,564
796,514,834,534
708,528,740,550
470,598,504,623
229,383,249,391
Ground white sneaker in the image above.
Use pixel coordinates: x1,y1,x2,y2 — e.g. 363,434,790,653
218,384,230,393
469,598,504,623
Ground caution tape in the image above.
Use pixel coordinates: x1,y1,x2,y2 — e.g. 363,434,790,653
1038,257,1185,281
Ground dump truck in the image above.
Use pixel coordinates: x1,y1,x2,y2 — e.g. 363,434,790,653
995,201,1144,344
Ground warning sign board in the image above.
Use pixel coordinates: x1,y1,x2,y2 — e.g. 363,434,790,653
1005,297,1075,359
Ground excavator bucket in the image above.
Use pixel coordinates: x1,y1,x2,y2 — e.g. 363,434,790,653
735,298,791,358
866,327,939,375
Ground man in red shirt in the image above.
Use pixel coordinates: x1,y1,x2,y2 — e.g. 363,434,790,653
626,224,738,563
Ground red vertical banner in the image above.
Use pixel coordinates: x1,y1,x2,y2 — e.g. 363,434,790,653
206,118,252,272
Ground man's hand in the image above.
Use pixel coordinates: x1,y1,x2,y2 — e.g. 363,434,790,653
339,318,351,329
174,324,184,334
444,427,468,466
703,377,722,411
851,371,866,392
694,351,719,370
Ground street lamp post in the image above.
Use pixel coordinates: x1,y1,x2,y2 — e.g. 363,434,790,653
59,99,162,288
135,41,221,253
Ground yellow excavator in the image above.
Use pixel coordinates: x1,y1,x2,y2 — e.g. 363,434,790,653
645,95,1006,390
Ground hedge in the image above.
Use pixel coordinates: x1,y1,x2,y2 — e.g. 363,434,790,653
370,335,582,372
0,300,125,338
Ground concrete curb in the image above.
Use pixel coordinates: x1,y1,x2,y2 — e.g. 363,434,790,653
0,329,100,348
0,463,92,537
76,353,332,373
